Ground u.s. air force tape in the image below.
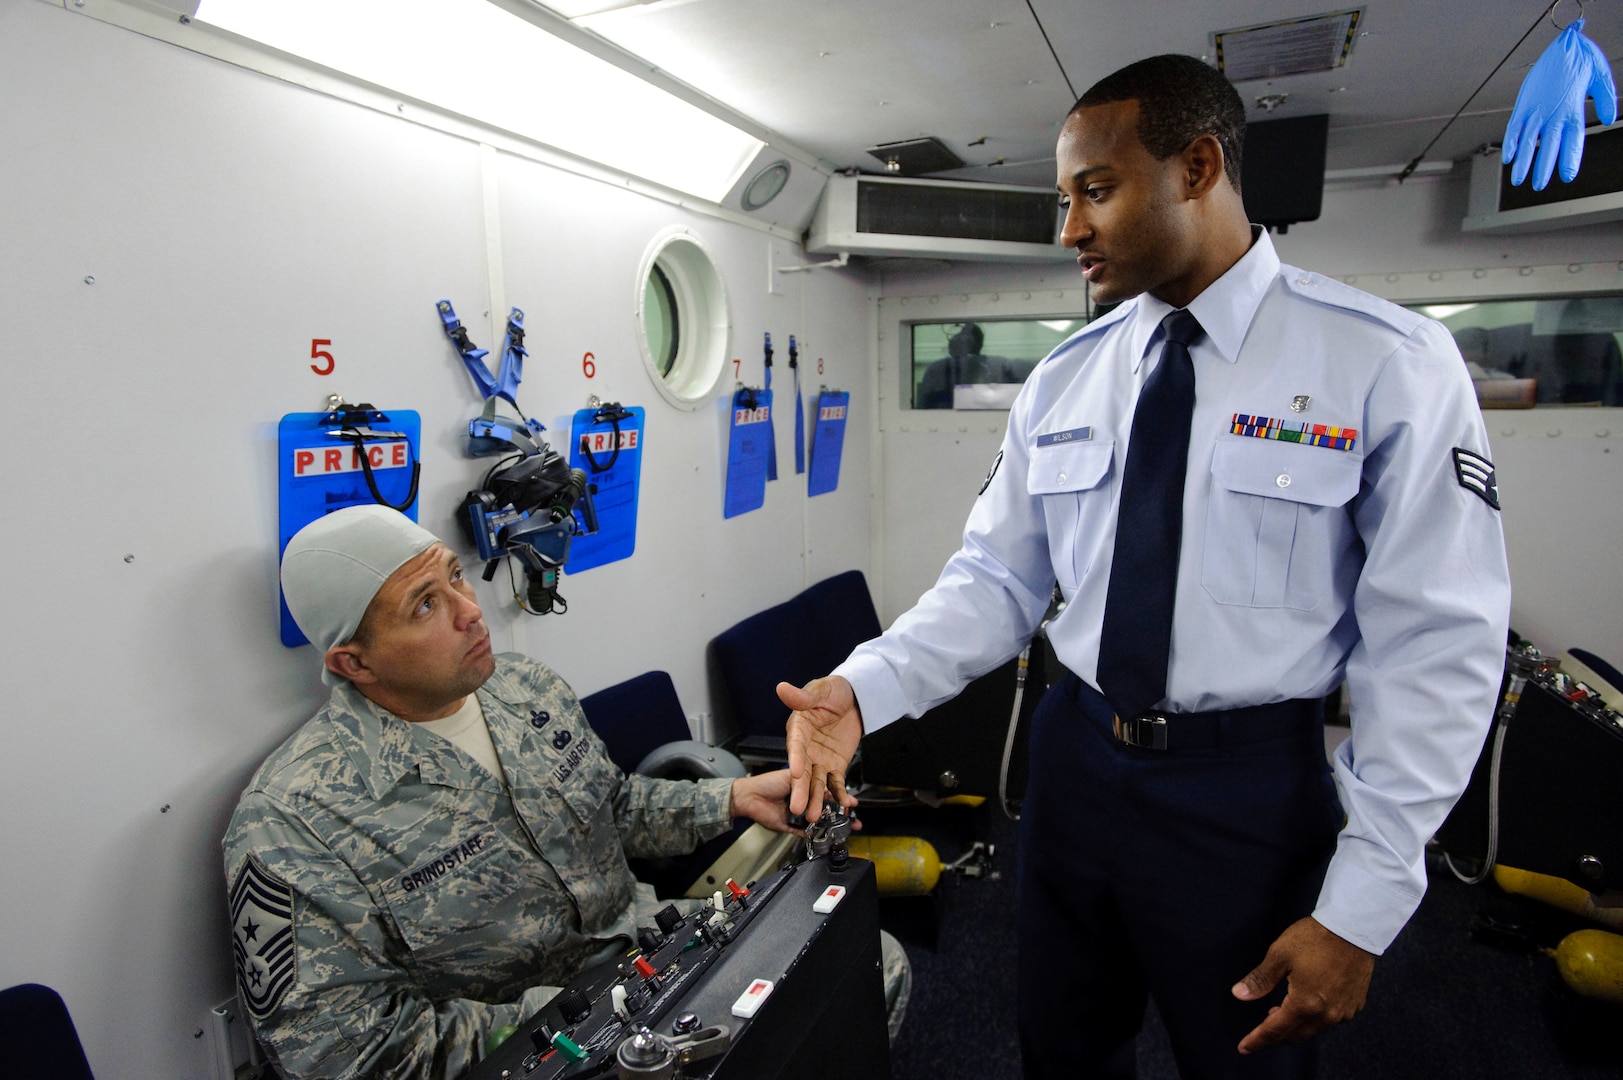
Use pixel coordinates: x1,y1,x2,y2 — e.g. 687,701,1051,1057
1452,448,1500,511
231,854,297,1021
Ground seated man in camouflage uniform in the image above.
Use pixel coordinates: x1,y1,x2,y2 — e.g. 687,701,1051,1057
224,506,844,1080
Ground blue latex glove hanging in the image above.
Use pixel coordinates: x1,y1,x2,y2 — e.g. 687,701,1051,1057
1503,16,1617,190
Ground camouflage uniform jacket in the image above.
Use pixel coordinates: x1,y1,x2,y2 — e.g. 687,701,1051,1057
223,653,734,1080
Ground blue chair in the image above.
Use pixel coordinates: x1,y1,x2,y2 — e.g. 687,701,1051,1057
0,983,96,1080
710,568,1041,801
710,570,882,742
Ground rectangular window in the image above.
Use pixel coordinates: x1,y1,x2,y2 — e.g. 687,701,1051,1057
908,317,1095,410
1411,297,1623,408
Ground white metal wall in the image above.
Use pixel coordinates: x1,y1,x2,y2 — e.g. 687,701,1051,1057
0,3,872,1077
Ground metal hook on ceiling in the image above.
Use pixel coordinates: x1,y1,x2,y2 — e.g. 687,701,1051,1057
1549,0,1584,32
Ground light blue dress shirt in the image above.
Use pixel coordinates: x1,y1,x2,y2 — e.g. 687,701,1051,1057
838,230,1511,955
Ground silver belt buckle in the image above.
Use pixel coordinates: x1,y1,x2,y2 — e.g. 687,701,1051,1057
1115,713,1169,750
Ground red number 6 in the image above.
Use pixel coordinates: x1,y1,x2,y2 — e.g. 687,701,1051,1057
817,357,825,375
582,351,596,379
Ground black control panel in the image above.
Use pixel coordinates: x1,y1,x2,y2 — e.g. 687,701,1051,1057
470,855,889,1080
1439,667,1623,891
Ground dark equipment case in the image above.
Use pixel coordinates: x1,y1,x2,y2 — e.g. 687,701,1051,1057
1437,662,1623,893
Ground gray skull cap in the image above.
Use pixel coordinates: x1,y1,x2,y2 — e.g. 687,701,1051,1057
281,505,439,684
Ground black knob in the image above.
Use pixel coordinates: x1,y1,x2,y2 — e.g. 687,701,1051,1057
655,904,684,935
529,1022,555,1054
671,1012,701,1035
638,927,665,954
555,987,592,1025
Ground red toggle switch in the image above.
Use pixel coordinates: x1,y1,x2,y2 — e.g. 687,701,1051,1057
633,956,658,981
726,878,750,902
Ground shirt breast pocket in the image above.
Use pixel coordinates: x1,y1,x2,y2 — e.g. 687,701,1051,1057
1202,439,1360,611
1028,439,1115,591
385,830,549,962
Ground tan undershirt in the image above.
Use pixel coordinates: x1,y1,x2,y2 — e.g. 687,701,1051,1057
415,694,507,787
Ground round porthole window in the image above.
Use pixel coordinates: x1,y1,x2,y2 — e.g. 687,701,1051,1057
636,227,730,410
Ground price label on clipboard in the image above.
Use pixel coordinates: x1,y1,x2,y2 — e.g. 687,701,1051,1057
807,389,849,497
566,404,645,572
277,404,421,647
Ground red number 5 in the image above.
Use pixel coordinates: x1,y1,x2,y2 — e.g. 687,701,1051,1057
582,352,596,379
310,339,334,376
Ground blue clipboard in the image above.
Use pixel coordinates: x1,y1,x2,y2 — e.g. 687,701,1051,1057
566,405,645,572
724,387,772,518
807,389,849,497
277,408,421,647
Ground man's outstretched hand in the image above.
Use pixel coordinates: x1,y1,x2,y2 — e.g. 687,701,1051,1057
777,675,864,823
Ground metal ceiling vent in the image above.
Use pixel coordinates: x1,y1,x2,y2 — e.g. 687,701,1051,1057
1213,9,1362,83
865,137,965,176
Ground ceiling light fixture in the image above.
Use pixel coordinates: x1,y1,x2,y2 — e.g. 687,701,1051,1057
741,160,791,209
193,0,764,202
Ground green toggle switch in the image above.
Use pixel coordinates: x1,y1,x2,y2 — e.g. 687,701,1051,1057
552,1032,587,1062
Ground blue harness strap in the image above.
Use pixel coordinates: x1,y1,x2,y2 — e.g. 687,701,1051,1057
436,299,499,400
440,300,549,457
790,334,805,475
495,306,527,410
764,331,778,482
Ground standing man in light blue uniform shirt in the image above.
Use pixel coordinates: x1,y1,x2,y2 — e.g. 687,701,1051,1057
780,54,1510,1078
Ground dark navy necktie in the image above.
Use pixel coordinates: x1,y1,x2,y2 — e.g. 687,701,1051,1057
1096,308,1204,721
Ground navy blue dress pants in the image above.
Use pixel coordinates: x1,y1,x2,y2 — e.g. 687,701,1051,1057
1016,675,1342,1079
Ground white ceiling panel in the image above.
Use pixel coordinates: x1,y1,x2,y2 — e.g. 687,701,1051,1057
551,0,1621,187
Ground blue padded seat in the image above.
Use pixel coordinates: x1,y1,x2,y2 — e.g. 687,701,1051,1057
0,983,96,1080
711,570,882,740
578,670,691,775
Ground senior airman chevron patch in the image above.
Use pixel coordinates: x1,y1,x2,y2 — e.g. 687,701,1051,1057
231,854,296,1020
1452,448,1500,510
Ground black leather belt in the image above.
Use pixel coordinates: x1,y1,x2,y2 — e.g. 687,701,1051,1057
1111,698,1320,751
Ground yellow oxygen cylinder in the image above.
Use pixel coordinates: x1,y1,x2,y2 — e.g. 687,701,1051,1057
1493,865,1623,931
848,835,943,896
1553,929,1623,1005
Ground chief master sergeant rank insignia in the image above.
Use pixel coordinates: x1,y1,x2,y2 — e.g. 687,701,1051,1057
231,853,296,1021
